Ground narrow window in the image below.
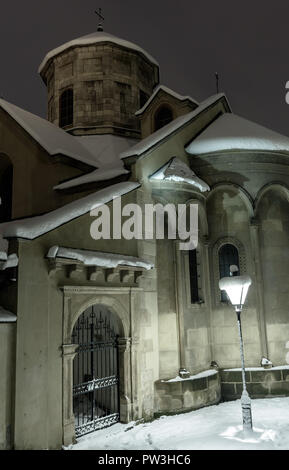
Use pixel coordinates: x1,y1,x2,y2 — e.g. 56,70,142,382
154,106,173,131
189,249,199,303
219,244,240,301
139,90,149,109
120,92,126,115
0,164,13,223
59,88,73,127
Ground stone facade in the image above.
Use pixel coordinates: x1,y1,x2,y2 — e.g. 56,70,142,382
0,30,289,450
41,42,159,138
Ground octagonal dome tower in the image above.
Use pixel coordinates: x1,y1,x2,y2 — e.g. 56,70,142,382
39,31,159,138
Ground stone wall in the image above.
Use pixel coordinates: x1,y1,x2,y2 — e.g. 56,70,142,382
155,371,221,416
221,368,289,400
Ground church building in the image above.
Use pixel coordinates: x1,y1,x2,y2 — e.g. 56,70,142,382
0,24,289,449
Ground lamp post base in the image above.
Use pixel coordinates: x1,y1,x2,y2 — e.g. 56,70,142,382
241,390,253,431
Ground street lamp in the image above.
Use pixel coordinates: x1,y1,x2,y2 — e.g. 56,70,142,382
219,270,253,431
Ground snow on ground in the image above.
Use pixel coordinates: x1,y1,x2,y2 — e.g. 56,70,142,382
69,397,289,450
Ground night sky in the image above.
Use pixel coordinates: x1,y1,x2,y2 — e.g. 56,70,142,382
2,0,289,135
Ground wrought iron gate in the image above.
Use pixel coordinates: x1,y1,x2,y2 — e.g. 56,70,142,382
72,306,120,438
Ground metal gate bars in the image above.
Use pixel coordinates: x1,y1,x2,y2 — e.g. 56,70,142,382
72,306,120,438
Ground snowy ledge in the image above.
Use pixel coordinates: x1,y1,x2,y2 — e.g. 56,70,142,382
224,366,289,371
0,306,17,323
162,369,217,383
47,246,154,271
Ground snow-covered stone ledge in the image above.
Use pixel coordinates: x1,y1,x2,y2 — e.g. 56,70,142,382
46,246,153,284
155,369,221,416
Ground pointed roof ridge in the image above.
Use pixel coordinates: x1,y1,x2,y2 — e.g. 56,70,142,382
39,31,159,74
186,113,289,155
135,84,199,116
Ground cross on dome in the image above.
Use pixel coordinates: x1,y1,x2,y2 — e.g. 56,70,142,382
95,8,104,31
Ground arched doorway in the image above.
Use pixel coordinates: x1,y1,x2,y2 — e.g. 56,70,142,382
71,305,120,437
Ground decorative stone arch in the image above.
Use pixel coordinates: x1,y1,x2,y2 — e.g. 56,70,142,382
254,182,289,216
211,236,247,305
207,182,254,219
62,286,139,446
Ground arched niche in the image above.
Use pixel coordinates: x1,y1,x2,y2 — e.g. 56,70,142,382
206,183,253,238
153,104,174,131
255,185,289,352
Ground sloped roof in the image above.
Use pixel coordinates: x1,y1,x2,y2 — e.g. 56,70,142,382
54,134,138,190
0,99,98,167
0,182,140,240
186,113,289,155
120,93,231,160
39,31,159,74
135,85,198,116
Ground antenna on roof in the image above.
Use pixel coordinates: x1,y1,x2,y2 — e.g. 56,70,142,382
215,72,219,94
95,8,104,32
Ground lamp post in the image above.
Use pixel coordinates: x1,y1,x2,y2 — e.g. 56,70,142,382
219,271,253,431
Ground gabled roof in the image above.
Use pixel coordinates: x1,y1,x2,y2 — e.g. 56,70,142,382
0,99,98,167
120,93,231,160
186,113,289,155
135,85,198,116
0,182,140,240
39,31,159,74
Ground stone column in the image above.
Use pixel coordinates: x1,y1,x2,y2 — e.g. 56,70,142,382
62,344,78,447
130,337,140,420
117,337,132,423
249,217,269,358
202,236,214,360
174,241,185,370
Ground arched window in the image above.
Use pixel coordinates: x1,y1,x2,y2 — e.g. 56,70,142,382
219,244,240,301
59,88,73,127
154,106,173,131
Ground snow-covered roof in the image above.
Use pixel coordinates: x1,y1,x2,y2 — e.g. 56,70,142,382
150,157,210,192
54,135,138,190
39,31,159,74
135,85,198,116
0,182,140,240
186,113,289,155
120,93,230,160
47,246,153,270
0,99,98,167
54,167,129,190
0,306,17,323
